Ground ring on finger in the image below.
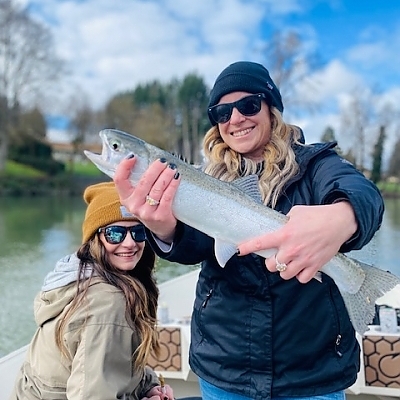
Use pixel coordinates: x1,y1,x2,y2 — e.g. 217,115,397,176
275,255,288,272
146,195,160,206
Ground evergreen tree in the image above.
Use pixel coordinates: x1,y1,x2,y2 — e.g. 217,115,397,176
320,126,336,142
388,137,400,178
370,126,386,183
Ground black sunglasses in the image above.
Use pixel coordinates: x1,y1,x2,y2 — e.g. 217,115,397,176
208,93,267,124
98,225,146,244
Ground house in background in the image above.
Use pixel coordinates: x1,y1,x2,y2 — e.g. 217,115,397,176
48,142,102,163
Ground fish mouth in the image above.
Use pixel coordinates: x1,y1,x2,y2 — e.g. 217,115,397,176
84,130,118,177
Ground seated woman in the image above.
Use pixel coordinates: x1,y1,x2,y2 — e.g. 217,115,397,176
11,182,174,400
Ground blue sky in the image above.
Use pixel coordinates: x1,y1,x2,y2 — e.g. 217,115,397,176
21,0,400,160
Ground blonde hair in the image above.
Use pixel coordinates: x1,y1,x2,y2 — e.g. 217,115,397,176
203,107,302,207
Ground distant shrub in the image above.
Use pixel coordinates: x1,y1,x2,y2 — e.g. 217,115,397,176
9,137,65,176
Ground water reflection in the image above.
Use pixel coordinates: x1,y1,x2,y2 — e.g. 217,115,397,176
0,196,85,357
386,197,400,228
0,196,399,357
349,198,400,276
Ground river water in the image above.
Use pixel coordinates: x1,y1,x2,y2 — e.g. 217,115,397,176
0,196,399,358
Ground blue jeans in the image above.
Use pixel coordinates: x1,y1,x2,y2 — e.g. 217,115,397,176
199,378,346,400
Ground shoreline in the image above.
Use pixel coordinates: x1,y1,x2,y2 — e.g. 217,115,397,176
0,176,399,198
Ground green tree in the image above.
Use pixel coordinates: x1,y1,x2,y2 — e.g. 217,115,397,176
100,75,209,163
177,73,209,163
132,81,176,150
320,126,336,142
8,107,64,175
102,94,136,133
133,81,169,108
69,105,96,172
370,126,386,183
101,85,174,151
388,137,400,178
12,107,47,143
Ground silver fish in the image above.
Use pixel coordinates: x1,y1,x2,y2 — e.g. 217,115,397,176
85,128,400,334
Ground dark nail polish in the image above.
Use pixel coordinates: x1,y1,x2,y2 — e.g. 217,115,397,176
168,163,177,170
236,248,240,255
174,172,180,179
125,152,134,159
159,157,167,163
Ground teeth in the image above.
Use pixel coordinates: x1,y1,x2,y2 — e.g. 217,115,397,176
232,128,252,137
116,252,135,257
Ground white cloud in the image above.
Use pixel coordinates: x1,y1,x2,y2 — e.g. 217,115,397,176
27,0,326,112
16,0,400,165
28,0,280,112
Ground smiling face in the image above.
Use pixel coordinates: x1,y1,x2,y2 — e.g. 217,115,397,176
217,91,272,161
98,220,145,272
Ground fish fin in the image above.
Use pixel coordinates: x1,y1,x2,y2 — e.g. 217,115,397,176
214,239,238,268
171,152,188,162
232,175,263,203
339,261,400,334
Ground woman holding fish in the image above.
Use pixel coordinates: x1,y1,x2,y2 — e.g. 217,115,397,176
113,61,385,400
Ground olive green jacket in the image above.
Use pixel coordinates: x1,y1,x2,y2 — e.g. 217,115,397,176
11,272,159,399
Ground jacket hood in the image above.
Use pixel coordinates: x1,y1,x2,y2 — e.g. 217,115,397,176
42,253,92,292
35,253,94,327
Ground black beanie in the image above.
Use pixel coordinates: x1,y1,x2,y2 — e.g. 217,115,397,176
208,61,284,126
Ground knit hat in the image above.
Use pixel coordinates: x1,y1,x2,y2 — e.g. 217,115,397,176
208,61,284,125
82,181,138,243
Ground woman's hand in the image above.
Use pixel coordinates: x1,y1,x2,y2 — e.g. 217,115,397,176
141,384,174,399
114,156,180,243
237,202,357,283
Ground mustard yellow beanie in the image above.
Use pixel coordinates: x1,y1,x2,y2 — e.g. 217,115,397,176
82,181,137,243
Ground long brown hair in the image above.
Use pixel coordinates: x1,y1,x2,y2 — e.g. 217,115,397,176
55,235,160,370
203,107,303,207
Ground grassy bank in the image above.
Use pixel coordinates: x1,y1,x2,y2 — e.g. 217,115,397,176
0,161,107,196
377,181,400,198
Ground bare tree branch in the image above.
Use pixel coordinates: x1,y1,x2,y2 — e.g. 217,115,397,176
0,0,64,170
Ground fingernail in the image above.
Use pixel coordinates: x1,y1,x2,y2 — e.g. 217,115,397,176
159,157,167,163
124,152,134,159
236,248,240,255
174,172,180,179
168,163,177,170
164,397,168,400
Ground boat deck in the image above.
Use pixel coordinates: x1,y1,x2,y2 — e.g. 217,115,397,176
1,271,399,400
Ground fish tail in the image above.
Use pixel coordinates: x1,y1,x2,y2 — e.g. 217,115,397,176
339,261,400,334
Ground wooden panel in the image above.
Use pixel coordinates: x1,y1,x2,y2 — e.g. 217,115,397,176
363,335,400,388
147,327,182,371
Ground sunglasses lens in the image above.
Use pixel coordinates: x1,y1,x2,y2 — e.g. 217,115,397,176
104,226,126,244
210,104,232,124
209,94,263,124
237,96,262,116
130,225,146,242
102,225,146,244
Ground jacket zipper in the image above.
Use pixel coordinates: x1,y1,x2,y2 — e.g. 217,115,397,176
202,289,213,308
335,334,343,357
329,286,344,357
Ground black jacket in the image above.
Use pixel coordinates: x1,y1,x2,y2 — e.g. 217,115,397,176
148,142,384,400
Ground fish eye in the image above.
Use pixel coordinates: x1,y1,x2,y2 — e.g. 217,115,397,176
110,139,122,151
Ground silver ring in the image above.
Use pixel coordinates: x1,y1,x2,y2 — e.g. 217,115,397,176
275,255,287,272
146,195,160,206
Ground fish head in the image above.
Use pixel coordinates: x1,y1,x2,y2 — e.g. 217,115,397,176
84,129,151,184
